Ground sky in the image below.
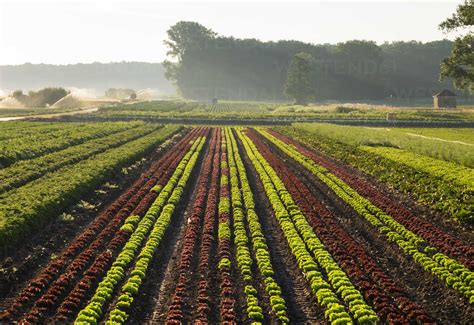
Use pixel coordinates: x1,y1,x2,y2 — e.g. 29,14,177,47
0,0,463,65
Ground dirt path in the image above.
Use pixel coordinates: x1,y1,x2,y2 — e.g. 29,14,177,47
405,132,473,146
0,107,99,121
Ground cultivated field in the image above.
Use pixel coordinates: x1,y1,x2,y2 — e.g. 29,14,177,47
89,101,474,125
0,113,472,324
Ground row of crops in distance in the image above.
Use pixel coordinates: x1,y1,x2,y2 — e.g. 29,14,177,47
91,100,474,124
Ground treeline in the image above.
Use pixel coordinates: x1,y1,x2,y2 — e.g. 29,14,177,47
0,62,174,93
164,22,461,101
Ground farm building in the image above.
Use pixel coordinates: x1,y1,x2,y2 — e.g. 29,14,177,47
433,89,457,108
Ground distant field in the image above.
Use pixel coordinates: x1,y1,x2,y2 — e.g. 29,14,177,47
90,100,474,126
399,127,474,144
2,100,473,123
290,123,473,167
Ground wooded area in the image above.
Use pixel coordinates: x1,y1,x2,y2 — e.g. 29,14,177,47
164,22,463,101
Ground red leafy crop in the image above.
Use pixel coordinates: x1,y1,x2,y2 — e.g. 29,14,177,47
165,129,220,324
266,128,473,270
248,129,433,323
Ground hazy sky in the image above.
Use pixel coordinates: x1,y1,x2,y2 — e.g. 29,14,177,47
0,0,463,65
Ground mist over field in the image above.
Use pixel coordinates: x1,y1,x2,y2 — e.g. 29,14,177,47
0,62,174,96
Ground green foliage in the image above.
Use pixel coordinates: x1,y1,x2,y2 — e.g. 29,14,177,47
439,34,474,93
238,128,378,324
218,222,231,240
77,136,206,324
0,122,138,168
284,52,314,105
104,88,136,99
95,100,474,125
439,0,474,32
0,125,181,250
162,21,457,101
359,146,473,189
225,128,289,323
290,123,474,167
259,128,474,299
0,122,153,193
218,257,231,269
275,125,473,223
439,0,474,93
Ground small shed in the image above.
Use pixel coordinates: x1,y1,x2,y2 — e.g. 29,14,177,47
433,89,457,108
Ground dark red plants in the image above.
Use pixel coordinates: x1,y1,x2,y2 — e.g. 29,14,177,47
266,128,473,270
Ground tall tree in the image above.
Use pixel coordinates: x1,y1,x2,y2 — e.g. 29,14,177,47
163,21,216,91
439,0,474,93
284,52,314,105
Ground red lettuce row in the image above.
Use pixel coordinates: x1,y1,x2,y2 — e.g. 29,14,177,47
248,128,432,323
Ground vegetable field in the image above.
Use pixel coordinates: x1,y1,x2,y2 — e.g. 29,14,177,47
0,124,472,324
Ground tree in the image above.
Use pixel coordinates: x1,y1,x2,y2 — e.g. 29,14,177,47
284,52,314,105
163,21,217,89
164,21,216,61
439,0,474,93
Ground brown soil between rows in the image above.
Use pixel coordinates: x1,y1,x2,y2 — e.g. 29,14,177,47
0,129,188,309
257,131,474,324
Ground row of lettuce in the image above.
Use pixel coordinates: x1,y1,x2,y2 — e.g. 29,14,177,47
0,124,157,193
0,121,141,168
283,123,473,167
273,125,473,224
165,128,219,323
225,128,289,323
236,128,379,324
76,134,207,323
0,124,182,250
259,128,473,303
1,128,202,324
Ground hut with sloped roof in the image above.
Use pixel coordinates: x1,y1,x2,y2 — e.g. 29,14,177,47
433,89,457,108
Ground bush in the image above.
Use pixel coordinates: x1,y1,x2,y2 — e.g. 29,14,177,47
334,106,359,113
13,87,69,107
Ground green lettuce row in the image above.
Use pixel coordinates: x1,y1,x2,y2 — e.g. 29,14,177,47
1,122,138,167
224,129,264,324
274,126,471,224
75,136,206,324
359,146,473,190
0,123,154,193
241,129,379,323
258,128,474,302
226,128,289,324
237,128,371,325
